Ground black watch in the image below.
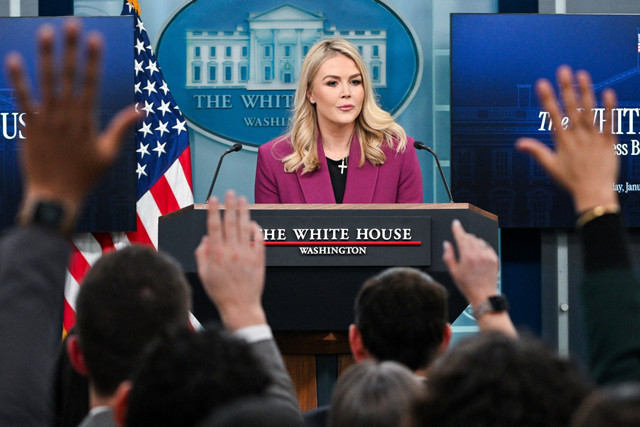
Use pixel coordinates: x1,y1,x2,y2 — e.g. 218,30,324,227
472,295,510,319
18,200,74,236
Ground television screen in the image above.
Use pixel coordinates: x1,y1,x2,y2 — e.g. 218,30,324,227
0,16,135,232
451,14,640,228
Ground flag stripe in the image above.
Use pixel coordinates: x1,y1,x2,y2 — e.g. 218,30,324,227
93,232,117,253
179,145,193,190
63,298,77,333
64,270,81,312
68,243,92,285
150,175,181,216
168,151,193,207
138,191,164,247
126,213,154,248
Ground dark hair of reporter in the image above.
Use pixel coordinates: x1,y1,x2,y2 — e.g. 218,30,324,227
355,267,448,371
126,326,272,427
415,332,593,427
571,382,640,427
75,245,191,397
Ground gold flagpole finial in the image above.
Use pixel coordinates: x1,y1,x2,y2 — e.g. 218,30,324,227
126,0,141,15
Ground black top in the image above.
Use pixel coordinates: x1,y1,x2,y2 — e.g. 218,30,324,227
581,213,631,273
326,156,348,203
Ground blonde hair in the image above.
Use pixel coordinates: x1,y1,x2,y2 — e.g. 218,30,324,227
280,39,407,174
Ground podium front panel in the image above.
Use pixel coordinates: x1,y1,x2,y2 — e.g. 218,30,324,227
160,204,498,330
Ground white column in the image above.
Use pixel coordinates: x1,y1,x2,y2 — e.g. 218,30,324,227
10,0,21,17
556,231,569,357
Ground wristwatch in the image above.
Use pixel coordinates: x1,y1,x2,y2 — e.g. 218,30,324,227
472,295,510,319
17,199,74,236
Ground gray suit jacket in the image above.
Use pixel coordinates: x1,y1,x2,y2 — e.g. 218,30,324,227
0,226,69,426
248,338,303,422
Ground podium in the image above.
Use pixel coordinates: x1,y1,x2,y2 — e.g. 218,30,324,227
159,203,498,329
159,203,498,409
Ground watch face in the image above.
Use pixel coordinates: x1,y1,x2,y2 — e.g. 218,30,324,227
36,202,65,225
489,295,510,312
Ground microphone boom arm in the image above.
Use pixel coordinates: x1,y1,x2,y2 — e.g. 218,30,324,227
205,143,242,202
414,141,454,203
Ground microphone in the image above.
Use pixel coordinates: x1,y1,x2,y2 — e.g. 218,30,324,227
205,143,243,202
414,141,454,203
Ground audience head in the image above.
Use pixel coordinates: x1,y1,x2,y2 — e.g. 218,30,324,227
415,332,592,427
571,382,640,427
71,245,191,398
351,267,450,372
329,360,424,427
123,326,272,427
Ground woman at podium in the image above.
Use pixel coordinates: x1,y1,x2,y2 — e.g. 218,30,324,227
254,39,423,204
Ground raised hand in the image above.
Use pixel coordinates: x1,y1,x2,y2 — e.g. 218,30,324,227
194,191,267,331
516,66,619,213
5,19,137,218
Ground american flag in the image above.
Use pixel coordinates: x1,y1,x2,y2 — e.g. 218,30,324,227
63,0,193,333
637,32,640,53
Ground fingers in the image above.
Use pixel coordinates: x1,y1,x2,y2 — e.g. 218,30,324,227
4,52,34,115
97,105,138,163
208,191,257,250
602,88,617,131
61,20,81,101
576,70,595,117
450,219,497,265
442,240,457,273
81,31,103,112
515,138,560,181
442,220,467,276
250,221,265,259
206,196,223,248
557,66,581,126
536,78,562,136
194,235,211,273
237,196,251,243
37,24,55,110
223,191,238,243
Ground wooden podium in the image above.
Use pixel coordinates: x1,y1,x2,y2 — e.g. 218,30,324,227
159,203,497,409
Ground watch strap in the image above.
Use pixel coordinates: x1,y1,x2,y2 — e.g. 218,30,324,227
17,199,75,236
472,294,510,320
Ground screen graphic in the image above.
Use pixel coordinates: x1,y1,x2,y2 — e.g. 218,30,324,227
0,16,135,232
451,14,640,228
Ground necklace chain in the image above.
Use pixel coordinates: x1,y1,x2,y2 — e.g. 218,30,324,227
322,140,350,160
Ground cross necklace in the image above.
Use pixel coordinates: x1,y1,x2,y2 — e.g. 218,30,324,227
323,139,350,175
338,156,348,174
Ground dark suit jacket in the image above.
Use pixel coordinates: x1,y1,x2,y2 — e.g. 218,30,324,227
303,405,329,427
255,134,423,203
0,226,69,426
580,213,640,385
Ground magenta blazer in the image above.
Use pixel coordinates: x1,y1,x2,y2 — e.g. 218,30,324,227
254,134,423,203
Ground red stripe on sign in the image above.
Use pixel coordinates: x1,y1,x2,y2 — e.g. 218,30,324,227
264,241,422,246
